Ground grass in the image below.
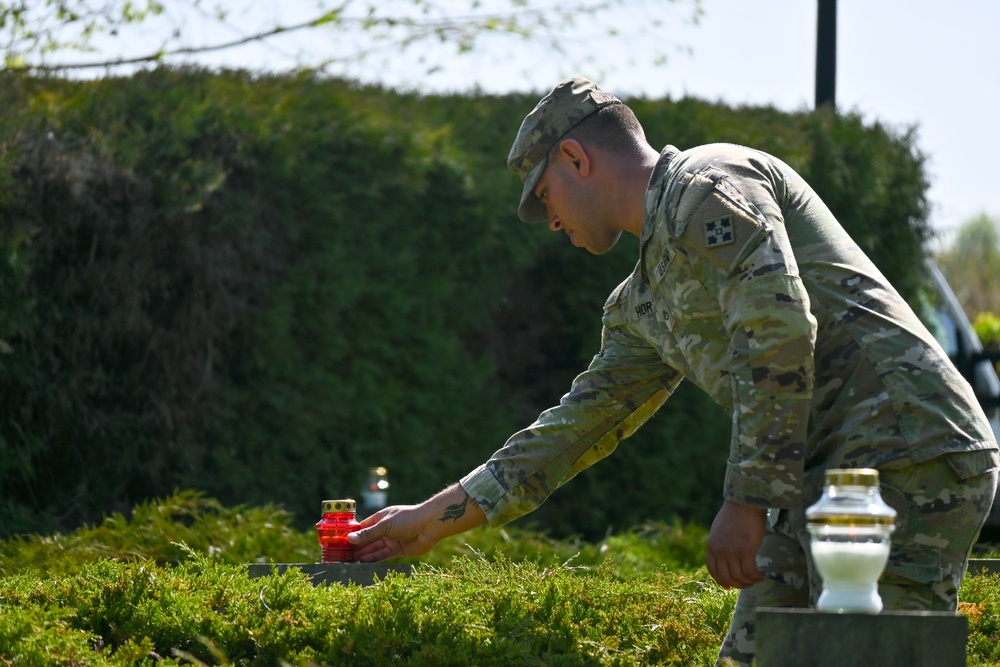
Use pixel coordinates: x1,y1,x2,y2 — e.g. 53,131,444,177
0,491,999,665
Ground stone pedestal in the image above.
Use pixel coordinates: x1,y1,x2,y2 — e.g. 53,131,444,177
247,562,412,587
754,608,966,667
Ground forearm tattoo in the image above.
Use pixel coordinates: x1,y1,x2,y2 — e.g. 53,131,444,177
439,493,470,523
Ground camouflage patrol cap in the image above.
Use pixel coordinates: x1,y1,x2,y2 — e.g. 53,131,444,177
507,76,622,222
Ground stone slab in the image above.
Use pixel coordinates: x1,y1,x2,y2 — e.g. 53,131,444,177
247,562,412,587
755,608,966,667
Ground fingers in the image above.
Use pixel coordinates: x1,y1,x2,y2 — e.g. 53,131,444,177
727,558,764,589
707,550,765,589
352,509,387,533
706,501,768,589
347,525,373,545
347,524,387,561
348,507,393,547
706,525,765,589
348,511,407,562
347,524,385,554
352,537,399,563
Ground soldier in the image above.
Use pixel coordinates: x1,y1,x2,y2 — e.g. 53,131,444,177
348,77,1000,666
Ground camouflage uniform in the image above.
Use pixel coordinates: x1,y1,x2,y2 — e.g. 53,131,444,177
460,78,1000,667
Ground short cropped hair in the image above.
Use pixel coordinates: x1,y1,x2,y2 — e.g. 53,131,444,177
552,103,646,158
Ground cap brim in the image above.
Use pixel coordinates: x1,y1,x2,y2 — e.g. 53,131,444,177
517,159,549,223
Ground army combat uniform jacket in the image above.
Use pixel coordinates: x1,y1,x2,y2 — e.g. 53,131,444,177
461,143,999,526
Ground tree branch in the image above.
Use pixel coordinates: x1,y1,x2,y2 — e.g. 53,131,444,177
11,0,693,74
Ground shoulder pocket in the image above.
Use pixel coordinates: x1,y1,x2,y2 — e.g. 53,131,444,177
677,169,770,273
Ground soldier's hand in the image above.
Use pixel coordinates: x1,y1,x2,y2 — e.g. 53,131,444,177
348,504,438,562
706,500,767,589
348,483,487,563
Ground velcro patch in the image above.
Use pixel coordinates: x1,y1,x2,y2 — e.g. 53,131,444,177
679,178,767,271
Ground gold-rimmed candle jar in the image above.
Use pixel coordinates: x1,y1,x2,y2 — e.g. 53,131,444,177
316,499,360,563
806,468,897,613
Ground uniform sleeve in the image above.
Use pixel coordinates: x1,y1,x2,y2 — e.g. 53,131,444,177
461,314,683,527
674,159,817,509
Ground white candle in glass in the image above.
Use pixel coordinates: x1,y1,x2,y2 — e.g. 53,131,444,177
811,540,890,613
806,469,897,614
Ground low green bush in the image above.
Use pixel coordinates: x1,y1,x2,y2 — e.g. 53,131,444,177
0,491,729,666
963,572,1000,667
974,312,1000,350
2,492,1000,666
0,555,735,666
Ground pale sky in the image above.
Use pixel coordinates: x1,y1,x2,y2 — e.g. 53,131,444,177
49,0,1000,249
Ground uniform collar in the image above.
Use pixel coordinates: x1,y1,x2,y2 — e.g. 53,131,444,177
638,145,680,284
640,145,680,246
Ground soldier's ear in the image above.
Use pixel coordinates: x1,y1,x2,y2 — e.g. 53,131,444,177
557,139,591,177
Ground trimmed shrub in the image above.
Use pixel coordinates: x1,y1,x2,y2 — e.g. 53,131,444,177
0,68,933,540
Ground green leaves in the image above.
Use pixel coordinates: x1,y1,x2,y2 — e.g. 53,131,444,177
937,214,1000,321
0,555,731,665
0,491,318,577
5,492,1000,665
0,69,935,543
5,1,703,75
0,494,728,666
1,0,166,64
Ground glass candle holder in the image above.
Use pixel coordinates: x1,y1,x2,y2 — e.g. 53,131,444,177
316,499,360,563
806,468,896,613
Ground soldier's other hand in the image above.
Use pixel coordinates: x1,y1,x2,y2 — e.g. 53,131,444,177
706,500,767,589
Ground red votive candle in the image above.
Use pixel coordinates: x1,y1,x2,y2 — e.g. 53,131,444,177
316,498,360,563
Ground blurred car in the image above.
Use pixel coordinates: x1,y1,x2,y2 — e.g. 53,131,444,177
922,261,1000,529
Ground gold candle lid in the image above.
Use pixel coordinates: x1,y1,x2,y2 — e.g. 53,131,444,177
824,468,880,487
806,467,896,528
322,499,356,513
806,513,895,527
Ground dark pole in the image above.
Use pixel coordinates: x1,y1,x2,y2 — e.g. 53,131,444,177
815,0,837,109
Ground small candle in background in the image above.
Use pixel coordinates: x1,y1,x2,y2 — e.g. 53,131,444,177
361,466,390,516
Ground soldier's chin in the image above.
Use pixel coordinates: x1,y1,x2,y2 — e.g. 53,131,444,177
586,232,622,256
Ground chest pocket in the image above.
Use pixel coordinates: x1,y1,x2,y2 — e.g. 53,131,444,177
601,275,631,354
603,276,655,324
602,275,631,327
601,272,662,350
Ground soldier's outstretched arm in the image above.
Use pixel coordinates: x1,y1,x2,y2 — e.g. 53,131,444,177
348,483,486,562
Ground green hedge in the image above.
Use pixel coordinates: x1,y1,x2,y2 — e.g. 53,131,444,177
0,68,932,540
2,493,1000,666
0,493,727,667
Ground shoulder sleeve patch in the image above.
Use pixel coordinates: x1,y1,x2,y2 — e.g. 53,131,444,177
679,175,768,271
705,216,735,248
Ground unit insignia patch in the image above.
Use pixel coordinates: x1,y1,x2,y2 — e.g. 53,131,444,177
705,216,734,248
